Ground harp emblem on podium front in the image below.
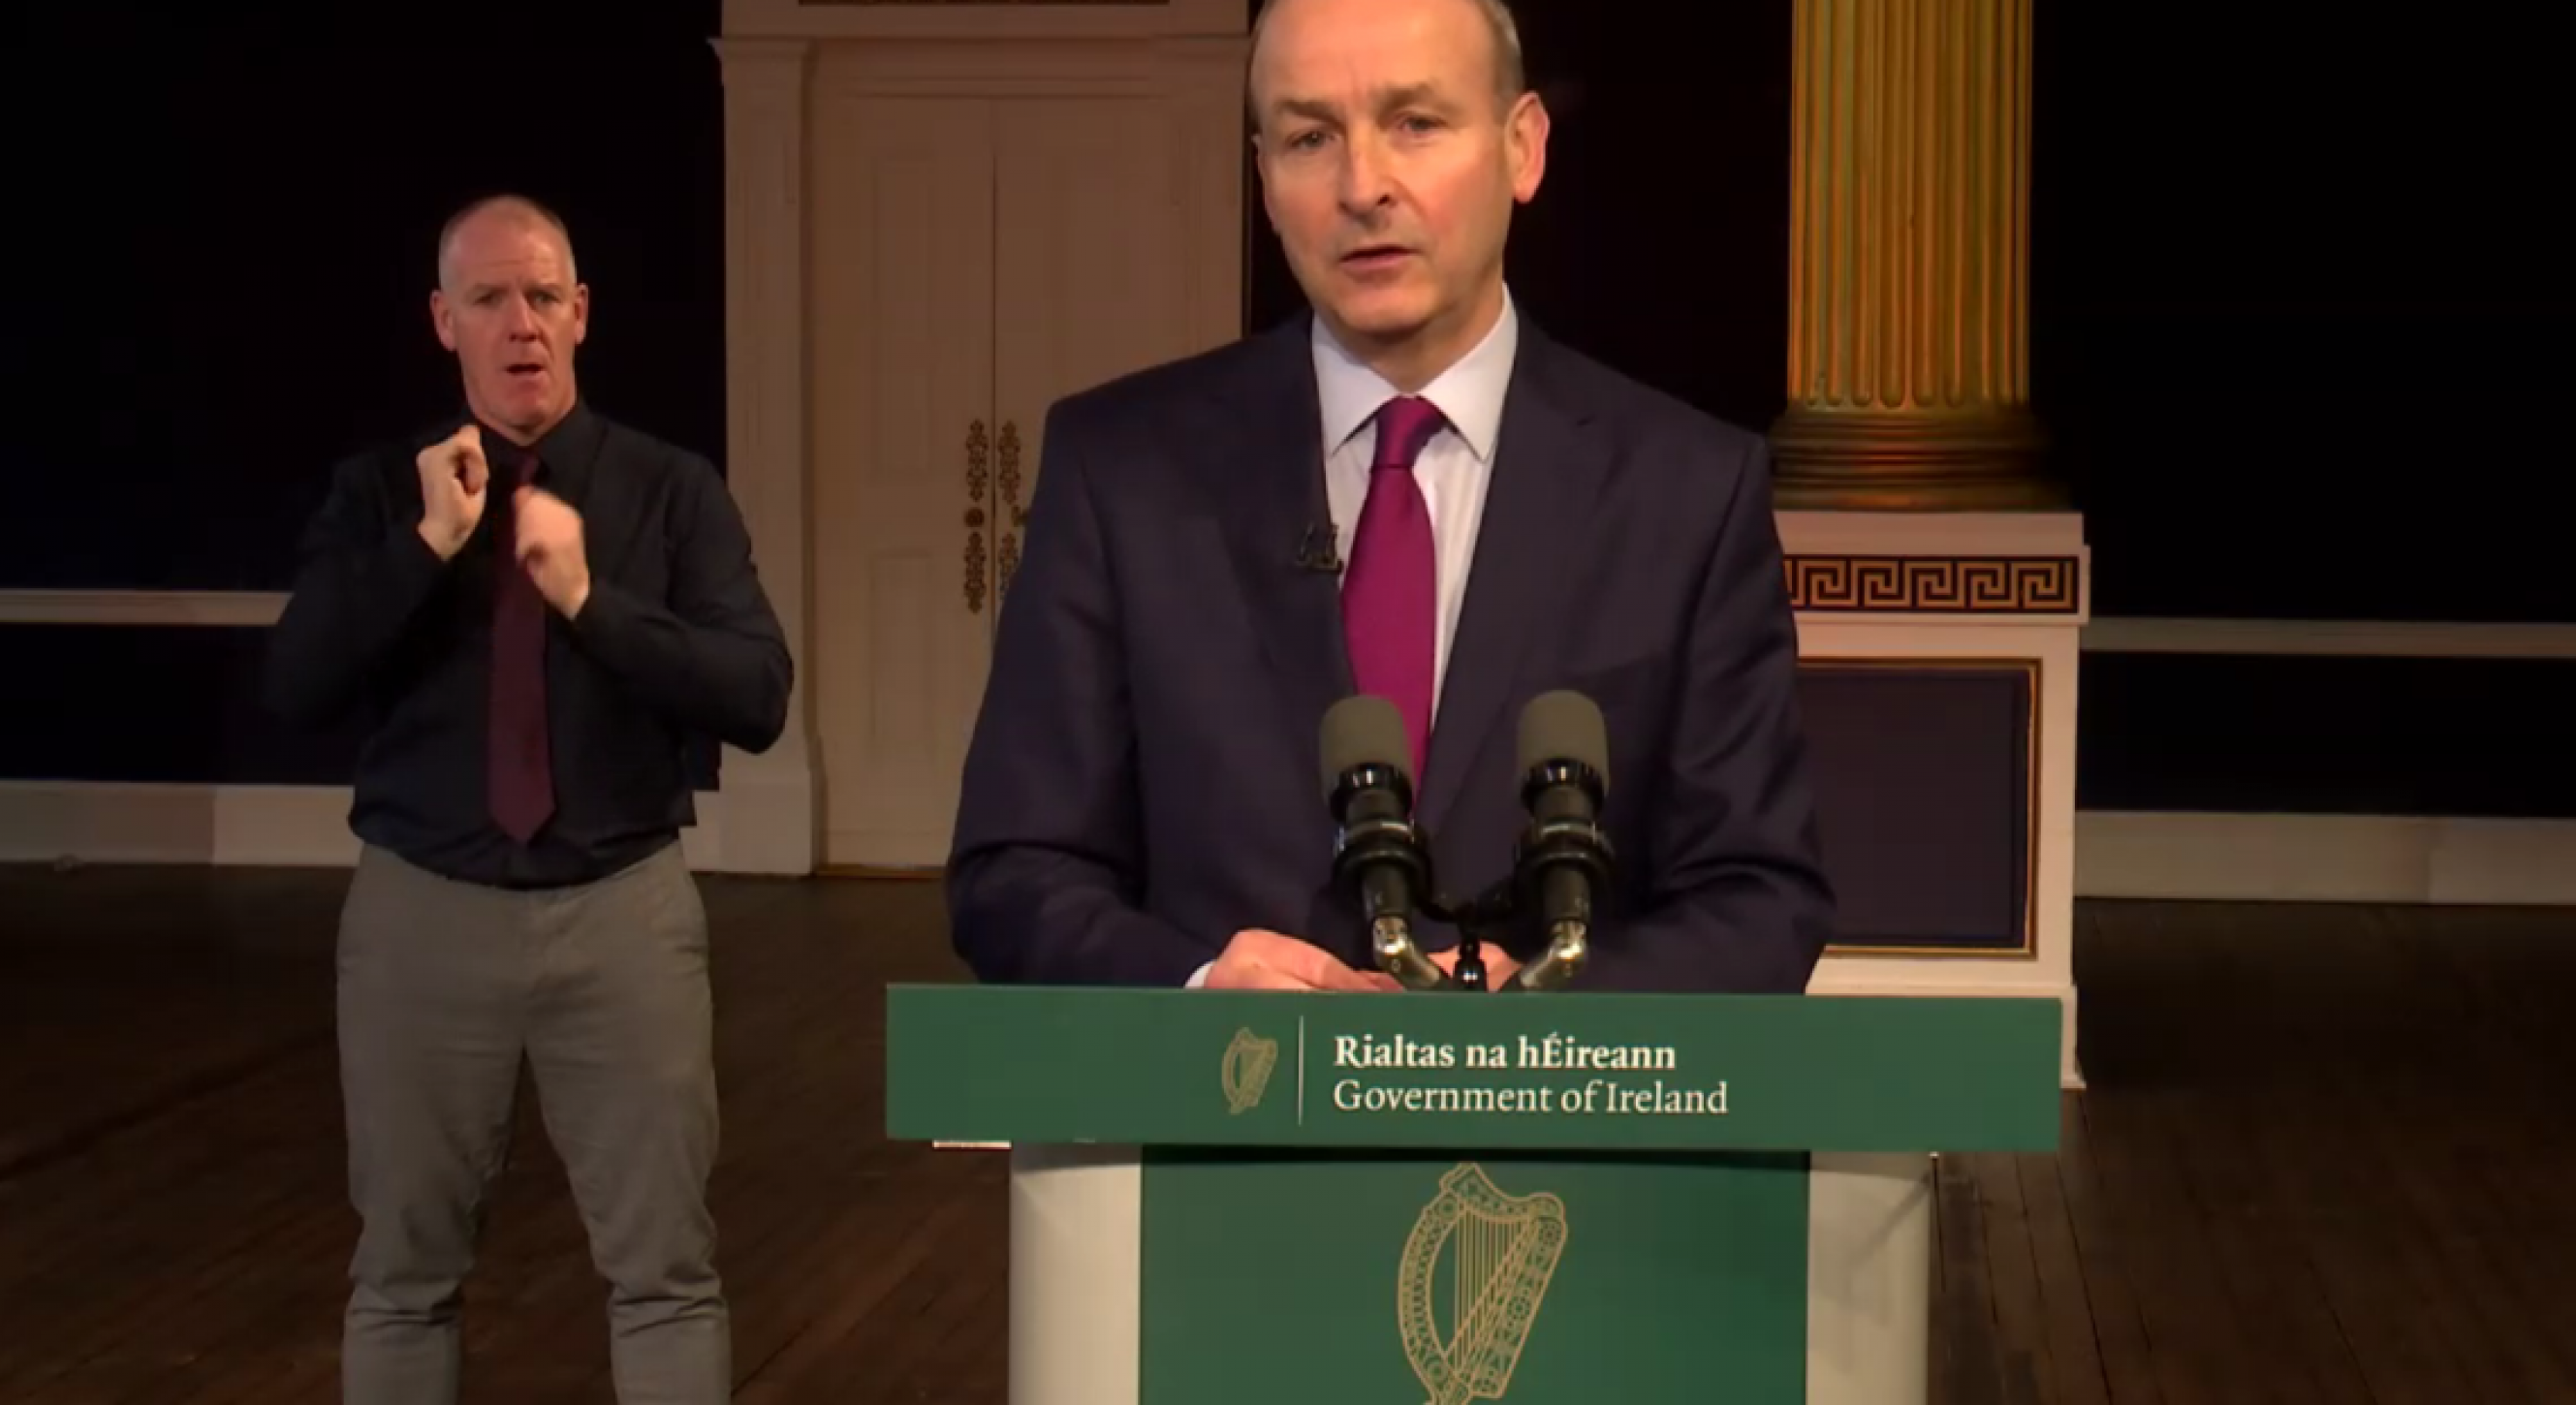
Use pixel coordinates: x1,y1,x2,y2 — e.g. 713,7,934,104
1397,1162,1568,1404
1220,1027,1277,1114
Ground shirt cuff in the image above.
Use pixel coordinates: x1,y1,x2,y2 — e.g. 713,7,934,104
565,576,641,649
1185,961,1212,988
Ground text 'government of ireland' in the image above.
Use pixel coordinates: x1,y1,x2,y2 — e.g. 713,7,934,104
1326,1032,1730,1117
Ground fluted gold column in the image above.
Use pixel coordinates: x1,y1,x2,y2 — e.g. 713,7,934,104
1772,0,2063,510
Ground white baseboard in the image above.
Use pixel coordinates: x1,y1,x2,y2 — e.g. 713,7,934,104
4,784,2571,907
0,781,743,873
0,589,286,627
2075,811,2576,906
0,782,362,868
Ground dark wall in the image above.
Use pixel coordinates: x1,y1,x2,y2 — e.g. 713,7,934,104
6,1,2567,819
2034,7,2572,626
2,1,727,788
2030,5,2569,817
2,4,727,593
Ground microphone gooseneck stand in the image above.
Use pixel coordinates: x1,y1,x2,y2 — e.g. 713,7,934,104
1359,758,1613,995
1327,692,1614,995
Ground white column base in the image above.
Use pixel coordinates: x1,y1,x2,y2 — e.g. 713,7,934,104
1781,511,2089,1090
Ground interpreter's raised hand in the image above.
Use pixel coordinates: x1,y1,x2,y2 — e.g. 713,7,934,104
512,486,591,617
1205,928,1401,992
415,423,489,560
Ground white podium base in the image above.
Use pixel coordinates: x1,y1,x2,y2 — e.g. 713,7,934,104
1008,1143,1144,1405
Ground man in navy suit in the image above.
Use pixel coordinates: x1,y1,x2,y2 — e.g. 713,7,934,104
946,0,1834,994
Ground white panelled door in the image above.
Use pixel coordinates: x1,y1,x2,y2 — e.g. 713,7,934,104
809,73,1238,869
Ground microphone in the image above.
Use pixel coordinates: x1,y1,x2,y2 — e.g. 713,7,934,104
1319,695,1448,990
1295,522,1343,574
1501,690,1616,992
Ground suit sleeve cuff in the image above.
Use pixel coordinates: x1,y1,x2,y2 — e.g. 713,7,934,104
566,577,643,654
389,522,448,587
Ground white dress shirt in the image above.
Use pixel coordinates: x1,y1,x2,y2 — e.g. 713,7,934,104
1184,292,1524,987
1313,289,1521,718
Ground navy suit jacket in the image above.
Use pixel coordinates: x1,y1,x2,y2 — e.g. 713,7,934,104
946,312,1835,992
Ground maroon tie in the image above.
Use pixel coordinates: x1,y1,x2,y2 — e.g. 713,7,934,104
487,452,554,843
1341,395,1447,781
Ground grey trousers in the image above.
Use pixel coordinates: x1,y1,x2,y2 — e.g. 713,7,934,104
336,841,728,1405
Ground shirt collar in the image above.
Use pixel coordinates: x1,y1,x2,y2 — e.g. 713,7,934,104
1311,287,1520,462
462,399,603,496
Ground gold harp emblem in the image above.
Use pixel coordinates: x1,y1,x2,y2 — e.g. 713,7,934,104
1398,1162,1568,1404
1220,1027,1277,1114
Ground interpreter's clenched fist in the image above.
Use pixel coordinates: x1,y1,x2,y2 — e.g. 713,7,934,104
513,486,591,617
1204,929,1401,993
416,424,489,560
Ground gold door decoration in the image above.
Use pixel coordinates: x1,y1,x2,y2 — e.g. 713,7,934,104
1398,1163,1568,1405
995,421,1025,606
964,420,990,613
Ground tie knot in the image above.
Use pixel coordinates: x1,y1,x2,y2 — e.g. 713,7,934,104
1370,395,1446,473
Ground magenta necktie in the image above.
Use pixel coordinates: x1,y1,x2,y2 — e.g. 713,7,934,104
1341,395,1446,782
487,451,555,844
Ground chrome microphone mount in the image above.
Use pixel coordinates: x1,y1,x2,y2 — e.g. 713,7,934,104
1362,865,1606,994
1326,691,1614,994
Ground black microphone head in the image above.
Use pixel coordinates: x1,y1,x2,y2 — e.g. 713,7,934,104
1320,694,1413,799
1518,690,1610,795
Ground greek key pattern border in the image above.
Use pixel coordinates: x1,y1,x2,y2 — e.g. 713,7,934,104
1785,556,2082,614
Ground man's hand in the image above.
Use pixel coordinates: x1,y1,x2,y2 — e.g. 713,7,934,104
1433,946,1523,987
1204,929,1402,992
415,424,488,560
514,486,592,617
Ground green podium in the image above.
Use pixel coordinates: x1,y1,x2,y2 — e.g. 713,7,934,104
886,984,2060,1404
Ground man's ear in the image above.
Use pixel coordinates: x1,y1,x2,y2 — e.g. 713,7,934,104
1506,91,1551,203
1249,131,1285,233
429,289,459,352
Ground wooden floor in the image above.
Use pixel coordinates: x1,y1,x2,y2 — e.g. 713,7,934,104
0,865,2569,1404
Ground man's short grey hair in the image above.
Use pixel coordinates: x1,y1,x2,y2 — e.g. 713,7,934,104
435,193,579,288
1246,0,1528,117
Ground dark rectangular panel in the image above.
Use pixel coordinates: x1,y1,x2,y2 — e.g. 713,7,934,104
1795,663,2032,954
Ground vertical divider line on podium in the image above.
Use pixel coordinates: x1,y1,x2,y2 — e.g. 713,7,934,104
889,985,2060,1405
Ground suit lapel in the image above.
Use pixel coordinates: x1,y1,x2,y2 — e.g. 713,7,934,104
1419,330,1609,835
1212,318,1355,758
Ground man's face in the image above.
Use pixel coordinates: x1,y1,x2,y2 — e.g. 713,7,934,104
430,210,587,442
1250,0,1547,378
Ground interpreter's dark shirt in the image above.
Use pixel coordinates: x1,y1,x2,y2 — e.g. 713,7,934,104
264,401,791,889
